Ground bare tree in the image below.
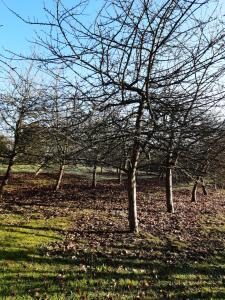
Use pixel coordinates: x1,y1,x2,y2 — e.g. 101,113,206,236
13,0,225,231
0,65,43,197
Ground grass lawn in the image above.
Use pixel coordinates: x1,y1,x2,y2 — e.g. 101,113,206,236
0,171,224,299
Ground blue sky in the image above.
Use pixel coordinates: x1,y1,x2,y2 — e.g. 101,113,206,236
0,0,102,56
0,0,223,58
0,0,47,55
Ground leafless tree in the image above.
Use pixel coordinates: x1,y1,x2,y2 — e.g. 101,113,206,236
12,0,225,231
0,65,43,197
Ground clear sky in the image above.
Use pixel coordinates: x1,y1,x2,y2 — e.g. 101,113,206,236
0,0,223,58
0,0,47,55
0,0,103,56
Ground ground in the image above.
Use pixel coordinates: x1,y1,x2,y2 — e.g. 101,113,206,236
0,166,224,299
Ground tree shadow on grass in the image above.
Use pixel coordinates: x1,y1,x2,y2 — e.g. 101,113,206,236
0,223,64,234
0,233,224,299
0,173,224,299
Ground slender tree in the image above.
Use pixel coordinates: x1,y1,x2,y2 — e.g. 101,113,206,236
0,65,43,197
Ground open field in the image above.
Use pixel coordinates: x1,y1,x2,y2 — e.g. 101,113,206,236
0,170,224,299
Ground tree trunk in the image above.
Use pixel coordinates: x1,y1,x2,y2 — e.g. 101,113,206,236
214,182,217,190
191,181,198,202
0,155,15,197
136,169,139,184
173,172,178,184
213,173,217,190
158,170,164,182
0,114,23,198
34,163,45,177
165,166,174,213
92,163,97,188
118,161,123,184
126,98,144,232
127,168,138,233
118,168,122,184
54,164,64,191
201,178,208,196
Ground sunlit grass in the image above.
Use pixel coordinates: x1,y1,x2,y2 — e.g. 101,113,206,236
0,211,224,299
0,164,36,174
0,173,224,299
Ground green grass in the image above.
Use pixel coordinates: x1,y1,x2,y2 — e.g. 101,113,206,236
0,211,224,299
64,165,118,180
0,164,37,174
0,213,68,298
0,163,118,181
0,171,224,299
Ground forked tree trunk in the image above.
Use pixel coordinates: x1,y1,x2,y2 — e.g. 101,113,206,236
191,181,198,202
0,155,16,197
165,166,174,213
54,164,64,191
92,163,97,188
127,168,138,233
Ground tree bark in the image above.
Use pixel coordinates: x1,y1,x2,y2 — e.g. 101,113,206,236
92,163,97,188
126,98,145,232
0,116,22,198
158,170,164,182
118,161,123,184
200,178,208,196
191,181,198,202
127,168,138,233
213,172,217,190
34,163,45,177
118,168,122,184
54,164,64,191
165,166,174,213
0,155,16,197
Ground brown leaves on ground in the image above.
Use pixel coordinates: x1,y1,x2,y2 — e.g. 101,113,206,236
1,173,224,264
